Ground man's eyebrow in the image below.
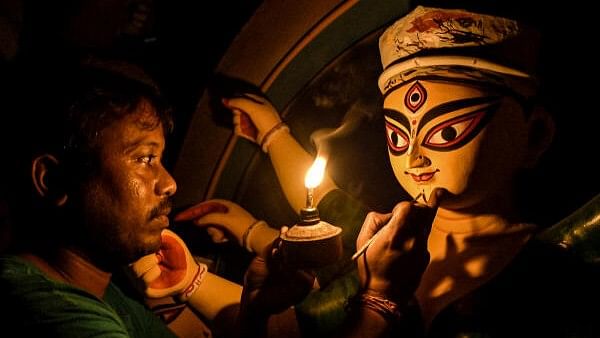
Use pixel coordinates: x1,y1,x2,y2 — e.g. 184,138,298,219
124,139,161,154
383,109,410,130
418,96,501,133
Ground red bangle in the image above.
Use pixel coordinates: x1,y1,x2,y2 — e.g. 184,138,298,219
177,262,208,302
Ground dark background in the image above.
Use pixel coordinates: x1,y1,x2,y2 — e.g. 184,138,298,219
1,0,262,167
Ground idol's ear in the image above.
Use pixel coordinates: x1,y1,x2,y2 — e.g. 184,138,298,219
523,106,555,168
31,154,68,207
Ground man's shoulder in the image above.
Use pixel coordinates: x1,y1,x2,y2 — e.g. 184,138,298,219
0,254,44,284
0,254,131,336
0,253,108,308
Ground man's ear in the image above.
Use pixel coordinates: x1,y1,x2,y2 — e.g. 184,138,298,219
31,154,68,206
523,106,555,168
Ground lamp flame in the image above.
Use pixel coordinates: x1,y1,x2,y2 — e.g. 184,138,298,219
305,156,326,189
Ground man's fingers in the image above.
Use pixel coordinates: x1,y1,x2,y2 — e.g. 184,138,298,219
384,200,438,251
357,211,392,245
426,187,448,209
404,204,435,252
408,188,448,240
292,269,317,294
386,202,414,248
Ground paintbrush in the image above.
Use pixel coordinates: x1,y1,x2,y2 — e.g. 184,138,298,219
351,192,426,260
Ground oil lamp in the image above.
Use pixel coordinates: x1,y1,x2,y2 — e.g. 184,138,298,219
280,156,343,268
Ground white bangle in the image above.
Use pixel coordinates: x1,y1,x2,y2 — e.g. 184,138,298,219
260,122,289,153
242,220,268,253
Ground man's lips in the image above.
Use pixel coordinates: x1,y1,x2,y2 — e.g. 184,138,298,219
153,214,170,228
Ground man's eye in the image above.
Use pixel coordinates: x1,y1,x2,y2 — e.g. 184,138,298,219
138,155,158,165
422,110,488,151
385,121,409,155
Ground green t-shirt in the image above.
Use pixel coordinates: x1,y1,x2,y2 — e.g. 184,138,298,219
0,255,177,338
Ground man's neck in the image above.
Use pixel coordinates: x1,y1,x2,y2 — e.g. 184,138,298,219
21,247,112,299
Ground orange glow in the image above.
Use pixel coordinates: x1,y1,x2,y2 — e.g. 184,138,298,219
305,156,326,189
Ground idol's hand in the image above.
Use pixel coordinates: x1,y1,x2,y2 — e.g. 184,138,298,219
222,93,288,152
174,199,279,255
130,229,207,302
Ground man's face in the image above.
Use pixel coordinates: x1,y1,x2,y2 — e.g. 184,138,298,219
78,100,176,265
383,80,530,208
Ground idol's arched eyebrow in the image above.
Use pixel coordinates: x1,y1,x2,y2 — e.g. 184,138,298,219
384,96,501,134
417,96,501,133
383,109,410,130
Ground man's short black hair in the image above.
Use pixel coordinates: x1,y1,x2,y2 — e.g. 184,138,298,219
59,61,173,178
3,57,173,250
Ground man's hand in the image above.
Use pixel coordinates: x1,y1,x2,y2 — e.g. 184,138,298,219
130,229,207,302
357,189,445,303
241,238,315,316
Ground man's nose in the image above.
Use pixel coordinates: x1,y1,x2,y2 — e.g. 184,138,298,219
156,165,177,197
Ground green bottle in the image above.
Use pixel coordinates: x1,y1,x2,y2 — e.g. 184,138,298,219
536,193,600,265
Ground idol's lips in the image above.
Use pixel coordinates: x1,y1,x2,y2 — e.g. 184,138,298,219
406,169,439,183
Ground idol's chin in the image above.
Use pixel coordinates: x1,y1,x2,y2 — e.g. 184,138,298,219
406,185,433,202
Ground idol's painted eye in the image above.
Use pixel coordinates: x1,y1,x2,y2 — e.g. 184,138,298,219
422,109,491,151
385,121,409,155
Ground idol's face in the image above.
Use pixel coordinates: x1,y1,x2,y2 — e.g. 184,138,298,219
383,80,530,209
